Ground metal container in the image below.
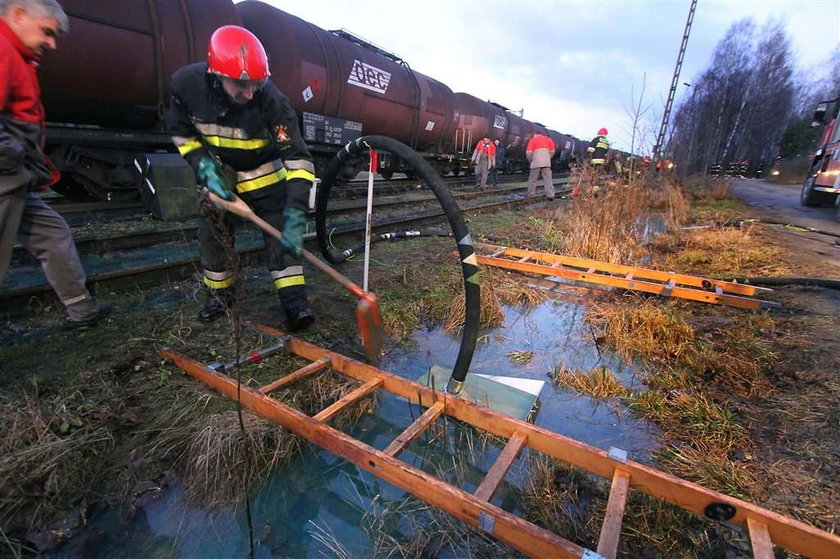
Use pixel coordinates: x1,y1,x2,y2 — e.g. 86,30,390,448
40,0,241,129
504,111,531,158
236,1,456,152
452,93,508,154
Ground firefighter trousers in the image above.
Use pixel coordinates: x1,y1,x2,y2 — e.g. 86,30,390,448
197,184,309,313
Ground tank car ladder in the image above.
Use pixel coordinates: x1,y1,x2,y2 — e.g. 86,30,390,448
158,324,838,558
473,242,778,310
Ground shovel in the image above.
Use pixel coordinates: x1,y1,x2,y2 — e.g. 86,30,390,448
208,192,384,361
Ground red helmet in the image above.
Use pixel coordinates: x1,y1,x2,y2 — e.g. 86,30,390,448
207,26,270,81
598,128,608,136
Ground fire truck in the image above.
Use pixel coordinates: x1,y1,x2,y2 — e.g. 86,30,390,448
801,97,840,221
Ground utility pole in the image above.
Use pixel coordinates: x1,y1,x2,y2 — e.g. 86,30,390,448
651,0,698,171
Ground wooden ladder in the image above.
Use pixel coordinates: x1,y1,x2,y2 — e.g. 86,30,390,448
158,324,838,558
474,242,778,310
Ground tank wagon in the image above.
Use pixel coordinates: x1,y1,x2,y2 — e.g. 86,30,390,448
40,0,584,201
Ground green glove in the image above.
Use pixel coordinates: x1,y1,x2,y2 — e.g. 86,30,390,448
281,206,307,258
197,157,234,201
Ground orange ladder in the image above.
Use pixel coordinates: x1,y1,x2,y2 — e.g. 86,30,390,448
158,324,838,558
473,242,778,310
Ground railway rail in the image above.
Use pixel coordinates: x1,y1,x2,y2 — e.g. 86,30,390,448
1,178,570,314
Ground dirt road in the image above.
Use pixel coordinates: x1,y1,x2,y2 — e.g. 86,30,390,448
729,178,840,271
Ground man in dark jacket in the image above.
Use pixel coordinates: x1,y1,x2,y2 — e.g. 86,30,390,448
491,138,506,186
587,127,610,167
0,0,111,328
168,25,316,330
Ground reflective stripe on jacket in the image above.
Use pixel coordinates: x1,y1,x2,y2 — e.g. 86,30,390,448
587,135,609,164
167,63,315,210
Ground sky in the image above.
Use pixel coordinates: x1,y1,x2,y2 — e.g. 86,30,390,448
238,0,840,152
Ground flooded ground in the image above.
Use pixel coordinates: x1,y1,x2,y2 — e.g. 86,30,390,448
51,298,659,558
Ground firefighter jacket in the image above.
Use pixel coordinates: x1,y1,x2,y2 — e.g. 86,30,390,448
471,137,495,168
587,134,609,165
168,63,315,212
0,19,59,196
526,134,555,169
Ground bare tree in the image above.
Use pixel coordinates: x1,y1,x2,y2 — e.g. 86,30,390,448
622,73,653,178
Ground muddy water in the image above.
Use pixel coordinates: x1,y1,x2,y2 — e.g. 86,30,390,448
51,299,658,558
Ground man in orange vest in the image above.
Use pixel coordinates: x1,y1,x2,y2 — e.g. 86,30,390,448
470,137,495,189
525,133,556,200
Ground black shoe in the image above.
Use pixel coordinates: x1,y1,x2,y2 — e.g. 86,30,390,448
64,302,113,330
286,306,315,332
198,289,234,323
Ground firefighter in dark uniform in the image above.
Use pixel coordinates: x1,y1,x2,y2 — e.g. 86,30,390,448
168,25,315,330
587,128,610,168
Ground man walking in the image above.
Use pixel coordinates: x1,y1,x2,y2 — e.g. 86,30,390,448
470,136,494,189
168,25,316,330
525,133,555,200
0,0,111,328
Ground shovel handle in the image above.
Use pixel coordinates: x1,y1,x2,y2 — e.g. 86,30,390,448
208,193,366,298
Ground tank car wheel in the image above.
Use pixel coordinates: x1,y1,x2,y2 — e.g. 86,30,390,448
452,168,461,177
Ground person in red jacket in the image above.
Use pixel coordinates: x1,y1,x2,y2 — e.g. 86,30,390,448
0,0,111,328
525,133,556,200
470,137,495,189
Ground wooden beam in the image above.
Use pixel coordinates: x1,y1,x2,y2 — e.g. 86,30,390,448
474,431,528,502
384,401,445,457
596,470,631,559
242,325,840,559
157,348,584,559
747,518,774,559
313,377,383,423
259,356,331,394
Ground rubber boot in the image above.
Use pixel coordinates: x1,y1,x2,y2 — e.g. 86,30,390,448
285,304,315,332
199,288,234,323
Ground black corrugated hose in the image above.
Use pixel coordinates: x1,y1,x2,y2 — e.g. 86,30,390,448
315,135,480,392
723,277,840,290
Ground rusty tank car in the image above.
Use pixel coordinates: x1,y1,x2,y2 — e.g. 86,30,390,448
38,0,587,201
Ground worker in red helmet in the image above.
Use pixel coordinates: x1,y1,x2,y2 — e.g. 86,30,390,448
587,128,610,167
0,0,112,328
168,25,316,330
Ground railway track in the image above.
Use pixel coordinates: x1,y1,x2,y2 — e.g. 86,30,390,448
1,177,570,314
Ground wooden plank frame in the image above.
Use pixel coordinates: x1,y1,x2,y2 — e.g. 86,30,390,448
383,401,445,457
596,470,632,558
476,242,771,296
159,325,840,559
472,243,778,310
474,431,528,502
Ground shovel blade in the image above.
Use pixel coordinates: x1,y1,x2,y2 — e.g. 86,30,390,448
356,292,384,362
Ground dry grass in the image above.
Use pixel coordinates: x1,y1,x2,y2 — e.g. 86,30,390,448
626,390,748,450
183,411,298,507
540,167,690,265
550,366,629,399
0,394,114,531
588,299,775,398
443,267,548,334
653,226,790,279
654,443,760,500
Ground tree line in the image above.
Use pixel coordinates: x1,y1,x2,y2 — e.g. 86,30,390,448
667,18,840,177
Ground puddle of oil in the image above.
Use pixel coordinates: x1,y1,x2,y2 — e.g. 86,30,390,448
51,298,659,558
